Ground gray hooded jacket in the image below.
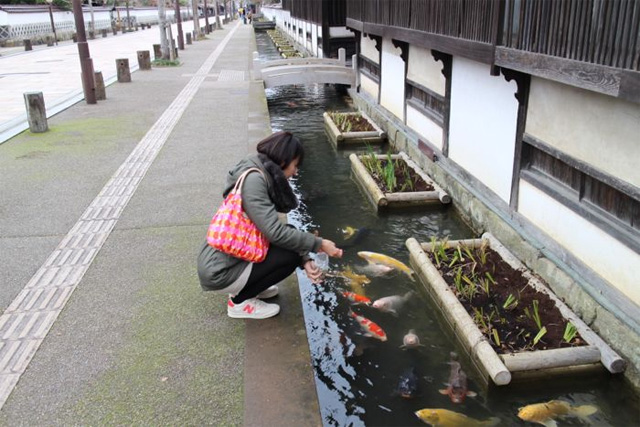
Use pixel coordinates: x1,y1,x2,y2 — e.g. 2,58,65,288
198,154,322,290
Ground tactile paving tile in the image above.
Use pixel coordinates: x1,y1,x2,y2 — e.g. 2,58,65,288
0,24,241,409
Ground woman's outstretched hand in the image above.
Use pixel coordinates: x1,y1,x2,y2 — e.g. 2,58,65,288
320,239,343,258
304,260,323,284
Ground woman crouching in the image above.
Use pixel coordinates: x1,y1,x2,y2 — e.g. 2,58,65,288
198,131,343,319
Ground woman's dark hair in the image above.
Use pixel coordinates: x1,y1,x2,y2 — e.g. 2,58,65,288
256,131,304,169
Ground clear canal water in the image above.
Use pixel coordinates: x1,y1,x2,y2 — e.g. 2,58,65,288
255,32,639,427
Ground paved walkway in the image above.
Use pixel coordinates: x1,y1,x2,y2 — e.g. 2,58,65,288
0,21,196,143
0,20,320,425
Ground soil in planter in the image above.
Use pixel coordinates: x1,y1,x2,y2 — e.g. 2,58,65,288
367,159,435,193
330,112,376,132
426,243,586,353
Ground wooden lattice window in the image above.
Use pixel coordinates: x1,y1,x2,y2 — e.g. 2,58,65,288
406,79,446,126
359,54,380,83
520,136,640,252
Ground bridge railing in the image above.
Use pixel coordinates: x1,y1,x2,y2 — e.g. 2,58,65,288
253,48,358,88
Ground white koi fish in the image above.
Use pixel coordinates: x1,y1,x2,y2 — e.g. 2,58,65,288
357,251,415,281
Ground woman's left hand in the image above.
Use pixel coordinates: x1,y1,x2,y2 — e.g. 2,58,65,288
304,260,323,284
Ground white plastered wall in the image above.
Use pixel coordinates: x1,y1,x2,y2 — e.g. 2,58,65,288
360,34,379,63
380,38,405,120
311,24,318,57
526,78,640,188
407,45,445,96
519,181,640,305
407,106,444,150
360,73,379,101
448,58,519,203
406,45,446,149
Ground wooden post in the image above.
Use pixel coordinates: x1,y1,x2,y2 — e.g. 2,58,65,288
23,92,48,133
137,50,151,70
88,30,95,40
116,58,131,82
94,71,106,100
153,44,162,60
46,37,54,47
112,26,117,36
23,39,32,51
186,33,192,45
72,33,77,43
101,29,107,38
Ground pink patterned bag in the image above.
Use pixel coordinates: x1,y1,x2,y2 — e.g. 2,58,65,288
206,168,269,262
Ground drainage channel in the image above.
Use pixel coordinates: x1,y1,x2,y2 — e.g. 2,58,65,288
255,31,639,427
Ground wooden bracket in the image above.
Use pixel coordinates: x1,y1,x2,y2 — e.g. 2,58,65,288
502,68,530,105
365,33,382,52
392,39,409,62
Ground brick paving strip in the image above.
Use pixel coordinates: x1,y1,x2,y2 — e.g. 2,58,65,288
0,22,240,408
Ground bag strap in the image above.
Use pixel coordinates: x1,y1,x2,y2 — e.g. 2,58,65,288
232,167,265,194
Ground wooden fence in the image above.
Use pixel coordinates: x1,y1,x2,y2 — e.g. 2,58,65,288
344,0,640,71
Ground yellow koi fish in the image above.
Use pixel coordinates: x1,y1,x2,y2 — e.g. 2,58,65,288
517,400,598,427
358,251,415,281
415,408,500,427
415,408,499,427
342,226,358,239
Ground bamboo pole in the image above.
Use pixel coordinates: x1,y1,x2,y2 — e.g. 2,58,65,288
501,345,601,372
398,152,451,203
349,153,387,207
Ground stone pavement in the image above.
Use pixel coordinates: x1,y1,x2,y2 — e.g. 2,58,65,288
0,19,320,426
0,21,195,143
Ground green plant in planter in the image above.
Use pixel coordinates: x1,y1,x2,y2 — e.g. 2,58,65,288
525,300,544,330
502,293,518,310
563,322,578,343
329,111,360,133
383,153,397,192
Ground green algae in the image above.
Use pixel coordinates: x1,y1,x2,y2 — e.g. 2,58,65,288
64,229,244,425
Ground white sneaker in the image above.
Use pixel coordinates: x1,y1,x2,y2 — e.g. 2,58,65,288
256,285,279,299
227,297,280,319
228,285,279,301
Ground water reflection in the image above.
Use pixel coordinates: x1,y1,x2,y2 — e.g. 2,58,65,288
256,32,639,427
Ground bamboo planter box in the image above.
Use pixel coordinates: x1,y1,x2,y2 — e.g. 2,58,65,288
350,151,451,211
323,111,386,147
406,232,626,386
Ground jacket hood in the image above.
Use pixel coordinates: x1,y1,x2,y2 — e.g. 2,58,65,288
223,154,272,196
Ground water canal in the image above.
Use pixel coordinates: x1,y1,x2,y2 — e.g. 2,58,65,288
255,32,639,427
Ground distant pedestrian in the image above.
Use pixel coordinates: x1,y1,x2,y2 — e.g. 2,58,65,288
247,10,253,24
198,131,343,319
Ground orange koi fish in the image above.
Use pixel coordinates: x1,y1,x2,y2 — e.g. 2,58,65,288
342,291,372,305
349,310,387,342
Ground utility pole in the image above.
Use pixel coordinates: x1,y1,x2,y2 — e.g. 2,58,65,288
175,0,184,50
71,0,96,104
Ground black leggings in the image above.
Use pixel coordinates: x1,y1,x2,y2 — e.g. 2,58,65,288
232,245,302,304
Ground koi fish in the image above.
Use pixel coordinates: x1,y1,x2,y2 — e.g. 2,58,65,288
342,226,358,239
517,400,598,427
342,291,371,305
349,310,387,341
337,266,371,288
394,367,419,399
400,329,425,350
372,291,414,316
358,251,415,281
415,408,500,427
438,352,477,403
354,262,394,277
